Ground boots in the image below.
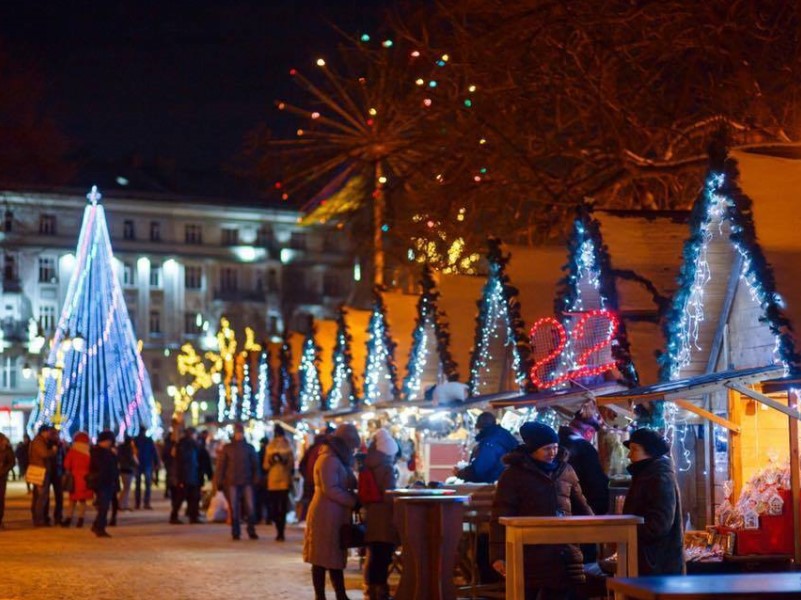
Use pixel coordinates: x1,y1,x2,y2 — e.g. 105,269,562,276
364,585,391,600
61,518,72,528
76,518,84,528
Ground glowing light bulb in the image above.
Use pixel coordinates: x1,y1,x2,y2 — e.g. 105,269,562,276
382,40,393,48
311,112,320,119
468,85,477,92
415,78,424,86
423,98,432,107
410,50,420,58
378,176,387,184
316,58,326,67
368,107,377,116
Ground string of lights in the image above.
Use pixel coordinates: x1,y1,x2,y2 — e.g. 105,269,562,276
327,306,357,410
298,326,323,413
363,288,400,405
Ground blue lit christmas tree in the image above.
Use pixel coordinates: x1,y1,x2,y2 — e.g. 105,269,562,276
468,238,532,396
298,325,323,413
255,349,272,419
363,288,399,405
553,207,638,387
327,306,357,411
274,335,297,414
30,187,159,440
402,265,458,400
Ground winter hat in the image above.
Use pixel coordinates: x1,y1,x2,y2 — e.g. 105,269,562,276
373,428,399,457
623,428,670,458
97,430,116,444
333,423,360,451
520,422,559,453
274,423,286,437
73,432,90,444
475,411,497,431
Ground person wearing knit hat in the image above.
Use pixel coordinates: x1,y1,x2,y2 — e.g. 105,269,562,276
454,411,518,484
362,428,400,599
490,421,592,598
622,429,684,575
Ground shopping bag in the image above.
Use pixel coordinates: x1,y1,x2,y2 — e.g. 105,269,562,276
25,465,46,486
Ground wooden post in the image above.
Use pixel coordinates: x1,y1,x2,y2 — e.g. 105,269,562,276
728,388,743,499
788,390,801,567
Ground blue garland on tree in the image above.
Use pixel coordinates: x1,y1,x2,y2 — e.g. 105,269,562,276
402,265,459,400
467,237,534,396
326,306,357,411
554,206,639,387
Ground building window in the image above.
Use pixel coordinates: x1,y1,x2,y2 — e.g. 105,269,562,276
221,228,239,246
38,257,57,283
149,310,161,335
123,262,135,286
267,269,278,292
289,232,306,250
150,221,161,242
220,267,238,291
184,313,203,335
39,214,57,235
185,265,202,290
185,224,203,244
256,227,272,247
39,304,57,333
1,357,17,389
323,272,343,297
3,254,14,280
123,220,136,240
150,264,162,288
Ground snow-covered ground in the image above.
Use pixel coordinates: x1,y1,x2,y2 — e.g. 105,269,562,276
0,481,366,600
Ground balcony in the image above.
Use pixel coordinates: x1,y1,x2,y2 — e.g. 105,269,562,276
212,288,267,303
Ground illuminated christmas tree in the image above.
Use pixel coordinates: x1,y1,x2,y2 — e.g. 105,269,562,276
327,307,357,411
363,288,399,405
467,237,532,396
30,187,159,440
275,336,297,414
402,265,458,400
298,326,323,413
255,349,272,419
552,207,638,387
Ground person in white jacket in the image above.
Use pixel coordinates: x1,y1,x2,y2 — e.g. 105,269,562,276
264,424,294,541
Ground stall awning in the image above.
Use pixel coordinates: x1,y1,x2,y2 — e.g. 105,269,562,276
597,364,787,431
489,383,627,411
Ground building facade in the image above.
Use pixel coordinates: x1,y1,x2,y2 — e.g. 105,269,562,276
0,187,354,438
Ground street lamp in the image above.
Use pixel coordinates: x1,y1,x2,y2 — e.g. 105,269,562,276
22,363,32,379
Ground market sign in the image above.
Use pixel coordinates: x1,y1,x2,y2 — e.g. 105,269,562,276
529,309,620,389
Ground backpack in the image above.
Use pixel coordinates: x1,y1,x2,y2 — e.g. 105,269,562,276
357,467,383,504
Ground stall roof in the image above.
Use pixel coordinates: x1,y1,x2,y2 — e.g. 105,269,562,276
489,382,626,410
597,364,783,403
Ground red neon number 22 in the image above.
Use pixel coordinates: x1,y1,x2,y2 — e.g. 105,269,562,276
529,317,567,388
571,310,619,379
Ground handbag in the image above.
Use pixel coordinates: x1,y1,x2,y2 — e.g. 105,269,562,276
25,465,47,486
339,510,366,549
62,471,75,493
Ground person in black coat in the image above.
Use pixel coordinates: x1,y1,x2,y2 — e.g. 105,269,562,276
454,412,519,483
89,431,119,538
15,435,30,493
170,427,201,524
491,422,593,600
134,430,157,509
622,428,685,576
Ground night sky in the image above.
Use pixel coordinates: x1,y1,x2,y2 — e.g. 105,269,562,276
0,0,386,193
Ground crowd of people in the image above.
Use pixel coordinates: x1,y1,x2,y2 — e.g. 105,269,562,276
0,407,685,600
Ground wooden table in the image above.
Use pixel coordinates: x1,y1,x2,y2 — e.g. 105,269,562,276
607,573,801,599
392,494,470,600
499,515,643,600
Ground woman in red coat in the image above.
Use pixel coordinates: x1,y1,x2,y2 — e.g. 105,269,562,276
63,431,93,528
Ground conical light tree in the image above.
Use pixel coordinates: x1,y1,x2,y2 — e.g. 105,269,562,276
298,326,323,413
403,265,458,400
255,349,272,419
327,307,357,411
467,237,533,396
30,187,159,440
363,288,399,405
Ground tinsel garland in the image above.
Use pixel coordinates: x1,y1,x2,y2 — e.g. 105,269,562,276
326,306,358,410
467,237,534,395
402,265,459,399
362,286,400,404
554,206,639,387
275,335,297,414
